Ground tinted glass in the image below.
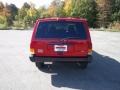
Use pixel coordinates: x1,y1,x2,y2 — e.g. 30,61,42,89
35,21,87,39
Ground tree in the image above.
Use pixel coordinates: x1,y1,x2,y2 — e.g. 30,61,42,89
111,0,120,22
48,0,59,16
56,1,65,17
9,4,18,18
22,2,30,9
18,8,27,20
96,0,112,27
64,0,73,16
18,2,30,20
8,4,18,20
26,4,39,26
0,2,4,15
2,3,13,26
71,0,98,27
0,15,6,24
47,0,65,17
38,6,47,18
14,2,31,29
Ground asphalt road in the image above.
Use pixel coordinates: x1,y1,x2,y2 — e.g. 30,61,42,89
0,30,120,90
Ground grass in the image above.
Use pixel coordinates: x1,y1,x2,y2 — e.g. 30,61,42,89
0,24,9,30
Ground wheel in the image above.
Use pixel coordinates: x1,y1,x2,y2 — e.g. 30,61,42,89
35,62,45,69
77,62,88,69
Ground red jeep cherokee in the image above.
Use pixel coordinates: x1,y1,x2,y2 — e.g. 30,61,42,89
30,18,92,69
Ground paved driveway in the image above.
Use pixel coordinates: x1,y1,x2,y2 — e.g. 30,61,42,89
0,30,120,90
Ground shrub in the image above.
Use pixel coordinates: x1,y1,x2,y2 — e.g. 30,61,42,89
109,22,120,31
0,23,8,30
0,16,6,24
12,21,24,30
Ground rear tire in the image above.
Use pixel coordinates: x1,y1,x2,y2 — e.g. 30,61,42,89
35,62,45,69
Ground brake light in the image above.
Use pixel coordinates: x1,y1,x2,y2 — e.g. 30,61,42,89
88,41,92,55
88,49,92,55
30,48,35,54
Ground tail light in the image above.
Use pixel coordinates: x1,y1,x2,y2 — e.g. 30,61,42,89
88,41,92,55
88,49,92,55
30,41,36,54
30,48,35,54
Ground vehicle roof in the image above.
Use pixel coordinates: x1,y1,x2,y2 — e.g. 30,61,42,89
37,17,87,22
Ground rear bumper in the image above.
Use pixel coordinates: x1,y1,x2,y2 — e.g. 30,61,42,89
29,55,93,63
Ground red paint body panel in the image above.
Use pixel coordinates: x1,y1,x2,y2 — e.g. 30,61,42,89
30,18,92,58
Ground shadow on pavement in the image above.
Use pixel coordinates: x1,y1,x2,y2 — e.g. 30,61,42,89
38,51,120,90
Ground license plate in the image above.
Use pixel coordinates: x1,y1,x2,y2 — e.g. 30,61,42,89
44,62,53,64
54,45,67,52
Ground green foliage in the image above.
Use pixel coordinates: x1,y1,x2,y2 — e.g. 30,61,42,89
13,21,24,29
109,21,120,31
22,2,30,9
0,0,120,29
55,1,65,17
64,0,73,16
0,15,8,29
0,15,6,24
38,6,48,18
9,4,18,20
47,0,65,17
0,21,8,29
96,0,113,27
18,8,27,20
111,11,120,22
71,0,98,27
111,0,120,22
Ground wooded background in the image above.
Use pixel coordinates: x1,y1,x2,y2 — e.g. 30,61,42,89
0,0,120,29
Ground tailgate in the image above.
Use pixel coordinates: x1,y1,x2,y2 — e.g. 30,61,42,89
34,40,89,57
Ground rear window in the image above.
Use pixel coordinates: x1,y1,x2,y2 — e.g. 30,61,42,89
35,21,87,39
